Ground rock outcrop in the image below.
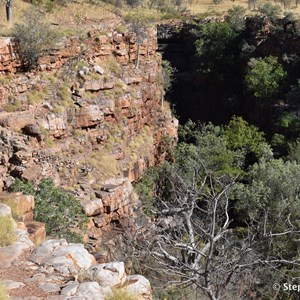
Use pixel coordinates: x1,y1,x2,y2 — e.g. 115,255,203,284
0,203,34,269
0,234,152,299
0,193,46,246
0,25,178,237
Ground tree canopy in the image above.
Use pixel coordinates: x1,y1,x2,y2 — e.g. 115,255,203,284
135,117,300,300
245,56,287,99
195,22,238,74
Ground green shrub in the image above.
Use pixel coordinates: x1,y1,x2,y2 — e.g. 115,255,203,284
257,3,282,23
195,22,237,74
10,179,88,242
225,6,246,32
223,116,269,159
162,60,176,93
0,215,17,247
245,56,286,99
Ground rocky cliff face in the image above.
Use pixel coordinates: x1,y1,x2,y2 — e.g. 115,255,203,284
0,27,178,238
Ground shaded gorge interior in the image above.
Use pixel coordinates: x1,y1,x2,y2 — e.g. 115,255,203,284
157,19,300,142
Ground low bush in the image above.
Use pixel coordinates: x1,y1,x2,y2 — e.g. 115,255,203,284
12,8,58,70
10,178,88,243
257,3,282,24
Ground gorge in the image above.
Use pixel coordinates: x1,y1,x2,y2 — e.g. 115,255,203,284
1,3,300,299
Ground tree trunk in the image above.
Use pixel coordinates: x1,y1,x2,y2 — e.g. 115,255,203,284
248,0,256,10
6,0,12,22
135,44,140,70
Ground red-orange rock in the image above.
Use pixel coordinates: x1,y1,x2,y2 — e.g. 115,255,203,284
25,221,46,245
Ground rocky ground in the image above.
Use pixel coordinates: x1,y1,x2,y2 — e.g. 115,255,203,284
0,202,152,300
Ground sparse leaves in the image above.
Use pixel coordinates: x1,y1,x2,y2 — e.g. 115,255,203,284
135,120,300,299
257,3,282,23
12,9,58,70
162,60,176,93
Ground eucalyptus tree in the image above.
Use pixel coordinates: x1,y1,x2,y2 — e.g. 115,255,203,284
135,121,300,300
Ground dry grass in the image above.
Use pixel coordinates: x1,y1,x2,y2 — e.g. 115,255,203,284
4,97,22,112
0,281,9,300
0,215,17,247
27,90,46,105
105,288,138,300
127,125,153,161
187,0,300,16
86,151,120,179
57,83,73,106
0,197,21,219
0,0,299,37
0,0,117,37
0,0,297,39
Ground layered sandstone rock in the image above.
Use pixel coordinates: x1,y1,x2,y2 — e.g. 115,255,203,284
0,27,177,257
0,193,46,246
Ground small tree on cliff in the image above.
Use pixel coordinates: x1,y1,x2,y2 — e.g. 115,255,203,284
6,0,12,22
126,12,150,70
12,8,57,70
195,22,238,75
0,0,11,22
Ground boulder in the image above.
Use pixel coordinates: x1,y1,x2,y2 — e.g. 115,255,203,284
26,221,46,245
0,203,12,217
0,229,34,268
73,281,111,300
30,239,96,275
14,150,32,164
1,279,25,290
123,275,152,300
22,124,44,141
0,193,34,221
81,199,104,217
61,281,79,296
21,164,43,183
76,105,104,128
93,65,104,75
39,282,62,293
84,78,115,91
79,262,126,287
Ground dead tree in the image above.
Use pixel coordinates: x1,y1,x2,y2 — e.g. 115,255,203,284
6,0,12,22
136,163,300,300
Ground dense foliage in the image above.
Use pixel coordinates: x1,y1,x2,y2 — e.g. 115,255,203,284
10,178,88,243
135,117,300,300
245,56,287,99
195,22,238,74
182,6,300,152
